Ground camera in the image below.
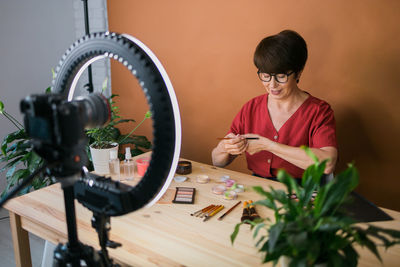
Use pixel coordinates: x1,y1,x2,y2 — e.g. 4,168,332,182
20,93,110,177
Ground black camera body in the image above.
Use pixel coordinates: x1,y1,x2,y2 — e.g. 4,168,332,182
20,93,110,177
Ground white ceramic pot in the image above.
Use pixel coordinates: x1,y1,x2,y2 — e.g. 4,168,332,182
89,143,118,174
280,256,327,267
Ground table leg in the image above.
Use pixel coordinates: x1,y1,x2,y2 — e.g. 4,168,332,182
9,211,32,267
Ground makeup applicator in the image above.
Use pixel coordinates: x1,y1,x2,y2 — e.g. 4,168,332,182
241,201,251,222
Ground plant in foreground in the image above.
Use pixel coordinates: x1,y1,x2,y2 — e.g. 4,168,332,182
231,147,400,266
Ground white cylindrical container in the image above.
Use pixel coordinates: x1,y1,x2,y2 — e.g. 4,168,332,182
89,143,118,175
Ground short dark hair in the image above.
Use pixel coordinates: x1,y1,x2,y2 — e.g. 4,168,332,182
253,30,308,75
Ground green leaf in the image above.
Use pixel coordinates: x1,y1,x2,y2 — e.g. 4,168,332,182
268,222,284,252
255,235,266,247
231,222,244,244
302,146,319,163
0,156,24,173
3,129,27,146
145,110,152,118
341,244,359,267
0,100,4,114
253,222,266,239
254,199,277,210
3,169,30,195
6,165,17,179
319,166,359,216
114,119,135,125
277,169,300,197
287,231,307,248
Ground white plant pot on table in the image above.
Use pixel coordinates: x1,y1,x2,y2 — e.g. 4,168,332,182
89,143,118,175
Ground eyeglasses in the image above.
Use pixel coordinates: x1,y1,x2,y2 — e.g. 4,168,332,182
257,71,294,83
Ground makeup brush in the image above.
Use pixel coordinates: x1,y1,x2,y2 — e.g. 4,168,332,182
241,201,251,222
248,200,260,220
218,201,241,221
200,205,220,218
196,205,216,217
191,205,214,216
203,205,224,222
217,137,259,140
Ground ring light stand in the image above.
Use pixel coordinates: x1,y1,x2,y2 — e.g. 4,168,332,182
50,32,182,266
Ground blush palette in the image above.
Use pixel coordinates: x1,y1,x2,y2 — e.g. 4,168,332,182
172,187,196,204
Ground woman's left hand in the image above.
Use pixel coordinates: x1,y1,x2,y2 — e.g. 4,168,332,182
242,134,272,155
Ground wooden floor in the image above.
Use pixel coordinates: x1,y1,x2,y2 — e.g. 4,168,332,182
0,208,45,267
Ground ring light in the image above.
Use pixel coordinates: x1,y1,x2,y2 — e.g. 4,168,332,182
52,32,181,212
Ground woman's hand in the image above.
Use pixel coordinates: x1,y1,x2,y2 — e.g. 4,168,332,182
221,133,248,155
242,133,272,155
211,133,248,167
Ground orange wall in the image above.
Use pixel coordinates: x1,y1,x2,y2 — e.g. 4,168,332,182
108,0,400,211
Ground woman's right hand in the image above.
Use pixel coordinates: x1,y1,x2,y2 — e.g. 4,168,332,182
220,133,248,155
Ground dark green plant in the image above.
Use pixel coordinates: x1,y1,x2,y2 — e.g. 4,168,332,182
85,78,152,159
85,94,151,155
0,95,52,197
231,147,400,266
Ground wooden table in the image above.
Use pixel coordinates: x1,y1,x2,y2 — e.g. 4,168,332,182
4,154,400,266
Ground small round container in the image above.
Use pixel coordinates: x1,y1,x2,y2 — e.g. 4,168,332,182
176,161,192,175
212,185,226,195
174,176,188,183
136,157,150,177
219,175,230,182
225,179,236,188
196,174,210,184
234,184,244,193
224,190,238,200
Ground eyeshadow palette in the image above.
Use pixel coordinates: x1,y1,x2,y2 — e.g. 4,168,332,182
172,187,196,204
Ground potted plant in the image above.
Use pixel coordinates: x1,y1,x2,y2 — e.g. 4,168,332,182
0,91,53,197
86,79,151,174
231,147,400,267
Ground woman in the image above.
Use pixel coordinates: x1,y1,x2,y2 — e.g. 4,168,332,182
212,30,337,181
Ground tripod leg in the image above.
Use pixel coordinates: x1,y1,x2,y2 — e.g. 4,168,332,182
92,213,121,266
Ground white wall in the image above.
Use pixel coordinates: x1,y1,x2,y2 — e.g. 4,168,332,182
0,0,109,193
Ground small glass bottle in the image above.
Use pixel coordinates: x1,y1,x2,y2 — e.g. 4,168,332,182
109,150,120,180
123,147,134,181
108,150,121,181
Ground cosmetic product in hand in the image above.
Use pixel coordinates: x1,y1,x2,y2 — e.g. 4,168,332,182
109,150,120,180
123,147,134,181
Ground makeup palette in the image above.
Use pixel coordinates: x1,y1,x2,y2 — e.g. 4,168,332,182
172,187,195,204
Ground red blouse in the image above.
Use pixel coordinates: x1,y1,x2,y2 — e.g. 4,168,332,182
229,93,337,178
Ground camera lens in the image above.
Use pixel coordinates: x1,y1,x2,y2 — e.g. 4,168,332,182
75,93,110,129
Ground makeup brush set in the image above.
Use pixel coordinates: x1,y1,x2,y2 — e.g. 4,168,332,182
190,201,242,222
241,200,260,223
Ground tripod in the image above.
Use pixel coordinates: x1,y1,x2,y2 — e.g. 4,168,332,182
53,175,120,267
